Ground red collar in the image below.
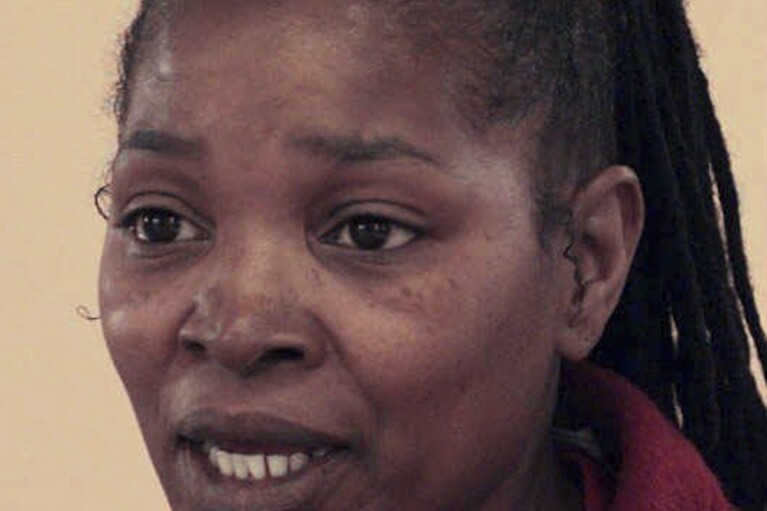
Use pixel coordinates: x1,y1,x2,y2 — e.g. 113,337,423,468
560,362,736,511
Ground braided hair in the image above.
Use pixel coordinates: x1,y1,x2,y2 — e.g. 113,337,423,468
112,0,767,508
599,2,767,509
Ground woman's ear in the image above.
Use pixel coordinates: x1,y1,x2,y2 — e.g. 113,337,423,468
556,165,644,361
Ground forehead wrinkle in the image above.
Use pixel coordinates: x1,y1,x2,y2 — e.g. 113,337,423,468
125,1,519,185
286,129,441,168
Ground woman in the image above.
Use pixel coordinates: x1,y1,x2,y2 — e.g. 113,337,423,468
97,0,767,510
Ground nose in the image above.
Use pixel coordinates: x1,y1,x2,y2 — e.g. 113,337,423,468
177,249,329,376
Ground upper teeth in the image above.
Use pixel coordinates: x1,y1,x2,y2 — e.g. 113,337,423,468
206,445,327,481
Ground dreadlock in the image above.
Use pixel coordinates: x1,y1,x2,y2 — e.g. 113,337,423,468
594,1,767,508
112,0,767,508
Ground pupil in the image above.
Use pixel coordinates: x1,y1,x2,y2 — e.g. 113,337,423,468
141,210,181,242
350,215,391,250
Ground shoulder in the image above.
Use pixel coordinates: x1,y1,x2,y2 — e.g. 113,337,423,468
557,362,737,511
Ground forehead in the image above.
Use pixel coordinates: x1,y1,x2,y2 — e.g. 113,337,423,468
127,0,486,125
121,0,540,188
127,2,470,152
144,0,409,66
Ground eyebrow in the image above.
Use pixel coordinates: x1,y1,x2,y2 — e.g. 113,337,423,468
119,128,440,168
118,130,204,157
287,131,440,167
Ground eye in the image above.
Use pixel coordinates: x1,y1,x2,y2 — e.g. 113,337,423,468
323,214,420,251
120,207,203,244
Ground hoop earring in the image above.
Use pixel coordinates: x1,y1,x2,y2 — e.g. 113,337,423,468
76,305,101,322
94,184,112,220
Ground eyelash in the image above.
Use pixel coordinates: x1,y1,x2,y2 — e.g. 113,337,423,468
116,207,423,254
118,207,206,245
321,214,423,252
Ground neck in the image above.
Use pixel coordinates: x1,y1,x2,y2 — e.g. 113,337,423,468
528,441,582,511
474,438,582,511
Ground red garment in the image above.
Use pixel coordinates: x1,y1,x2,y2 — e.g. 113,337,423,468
561,362,736,511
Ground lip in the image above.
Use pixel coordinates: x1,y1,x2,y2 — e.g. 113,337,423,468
177,408,352,453
171,408,355,509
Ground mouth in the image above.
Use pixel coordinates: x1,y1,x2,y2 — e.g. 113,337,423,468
175,409,353,494
190,441,343,482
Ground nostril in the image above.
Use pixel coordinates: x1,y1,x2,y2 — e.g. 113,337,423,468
183,339,206,354
258,347,304,365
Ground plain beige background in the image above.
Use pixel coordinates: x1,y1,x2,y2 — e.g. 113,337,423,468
0,1,764,509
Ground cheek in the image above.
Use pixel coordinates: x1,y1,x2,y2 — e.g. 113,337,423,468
99,253,188,414
324,246,560,497
100,289,166,402
336,250,556,397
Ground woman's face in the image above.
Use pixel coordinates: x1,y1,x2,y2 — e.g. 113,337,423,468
100,1,574,510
